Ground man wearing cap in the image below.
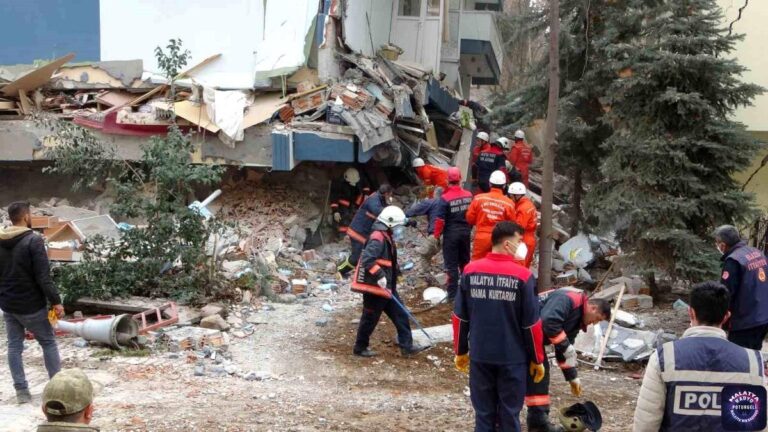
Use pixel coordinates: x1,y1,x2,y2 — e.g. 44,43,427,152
39,368,98,431
434,168,473,301
466,170,516,261
412,158,448,199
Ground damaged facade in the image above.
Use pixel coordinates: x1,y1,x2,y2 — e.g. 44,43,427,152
0,0,505,172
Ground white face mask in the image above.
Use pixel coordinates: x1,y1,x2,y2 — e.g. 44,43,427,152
515,242,528,260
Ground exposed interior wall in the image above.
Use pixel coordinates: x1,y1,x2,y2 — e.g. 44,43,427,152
344,0,395,57
99,0,265,89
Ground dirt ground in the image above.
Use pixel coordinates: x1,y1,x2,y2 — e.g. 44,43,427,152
0,258,694,431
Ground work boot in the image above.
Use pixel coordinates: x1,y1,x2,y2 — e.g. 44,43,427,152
401,343,430,357
16,389,32,404
353,348,377,357
527,411,564,432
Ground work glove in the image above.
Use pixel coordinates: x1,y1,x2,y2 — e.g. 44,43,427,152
333,212,341,223
454,354,470,374
52,304,65,318
563,345,577,368
529,362,545,384
405,219,418,228
377,277,388,289
569,378,582,397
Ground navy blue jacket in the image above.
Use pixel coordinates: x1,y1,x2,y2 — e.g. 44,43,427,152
350,223,398,298
347,192,387,244
656,329,764,431
720,242,768,331
405,199,440,235
453,253,545,365
434,185,472,238
475,146,506,184
540,288,586,381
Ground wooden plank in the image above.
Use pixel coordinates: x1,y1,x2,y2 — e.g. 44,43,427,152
1,53,75,96
172,100,220,133
47,248,76,262
95,90,140,107
242,93,287,129
17,90,32,114
31,215,59,229
594,283,626,370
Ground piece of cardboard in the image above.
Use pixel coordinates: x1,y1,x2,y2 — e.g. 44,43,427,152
172,100,220,133
1,53,75,96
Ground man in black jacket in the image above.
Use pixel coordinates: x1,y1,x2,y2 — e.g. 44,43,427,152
0,202,64,403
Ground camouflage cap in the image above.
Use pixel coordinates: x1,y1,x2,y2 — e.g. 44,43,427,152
42,369,94,416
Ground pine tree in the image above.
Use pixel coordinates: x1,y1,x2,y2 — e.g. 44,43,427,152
587,0,764,283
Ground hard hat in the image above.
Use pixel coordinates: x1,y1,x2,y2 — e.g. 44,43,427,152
377,206,407,228
514,129,525,140
412,158,426,168
343,167,360,186
558,402,602,432
476,131,489,142
489,170,507,186
508,182,526,195
447,167,461,183
497,137,510,150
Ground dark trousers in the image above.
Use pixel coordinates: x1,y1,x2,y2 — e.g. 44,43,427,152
477,181,491,194
354,291,413,352
443,229,471,299
470,360,526,432
525,354,553,426
728,323,768,350
4,308,61,390
349,238,365,266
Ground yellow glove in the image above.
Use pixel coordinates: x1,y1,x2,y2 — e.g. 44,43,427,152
569,378,582,397
454,354,470,374
529,362,545,383
48,309,59,327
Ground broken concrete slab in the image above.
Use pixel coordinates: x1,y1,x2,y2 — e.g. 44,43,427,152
200,315,230,331
411,323,452,347
620,294,653,310
200,304,226,319
609,276,647,295
592,284,624,301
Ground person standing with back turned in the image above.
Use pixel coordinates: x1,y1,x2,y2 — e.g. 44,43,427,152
0,202,64,404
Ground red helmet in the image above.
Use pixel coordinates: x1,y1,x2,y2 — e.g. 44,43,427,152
447,167,461,182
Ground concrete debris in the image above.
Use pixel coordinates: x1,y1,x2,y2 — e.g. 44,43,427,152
163,326,227,351
620,294,654,310
412,324,452,347
576,322,675,362
200,315,230,332
609,276,648,295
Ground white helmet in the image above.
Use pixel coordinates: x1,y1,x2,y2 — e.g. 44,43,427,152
476,131,490,142
412,158,425,168
344,167,360,186
490,170,507,186
514,129,525,140
377,206,407,228
497,137,510,150
508,182,526,195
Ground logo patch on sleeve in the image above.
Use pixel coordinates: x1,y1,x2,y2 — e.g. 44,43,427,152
722,271,730,280
759,268,766,283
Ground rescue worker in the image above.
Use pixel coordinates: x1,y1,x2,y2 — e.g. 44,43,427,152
405,187,443,268
412,158,448,198
714,224,768,349
525,288,611,432
499,137,523,184
508,130,533,187
329,167,369,237
337,185,394,277
633,281,765,432
466,170,516,261
470,132,491,190
434,168,473,301
453,222,546,432
508,182,537,269
474,137,507,193
351,206,427,357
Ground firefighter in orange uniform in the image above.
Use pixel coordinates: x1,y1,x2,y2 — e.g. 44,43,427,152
412,158,448,198
509,182,537,269
508,130,533,187
466,170,516,261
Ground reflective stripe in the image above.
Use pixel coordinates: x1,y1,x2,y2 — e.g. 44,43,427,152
525,395,550,406
347,228,366,243
369,264,382,274
366,211,377,220
557,361,574,370
338,227,348,233
330,203,339,208
376,259,392,267
549,331,567,345
663,342,675,375
339,199,351,207
356,195,364,206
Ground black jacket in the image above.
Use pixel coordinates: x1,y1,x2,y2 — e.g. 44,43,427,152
0,227,61,314
540,288,587,381
351,223,398,298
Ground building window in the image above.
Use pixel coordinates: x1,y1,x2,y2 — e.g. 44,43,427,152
427,0,441,16
463,0,501,12
399,0,422,17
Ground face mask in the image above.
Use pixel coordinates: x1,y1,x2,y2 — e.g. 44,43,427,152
515,242,528,260
392,225,405,241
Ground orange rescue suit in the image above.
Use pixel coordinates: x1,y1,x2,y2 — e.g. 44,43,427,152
513,196,537,268
466,188,516,261
415,165,449,198
508,141,533,186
